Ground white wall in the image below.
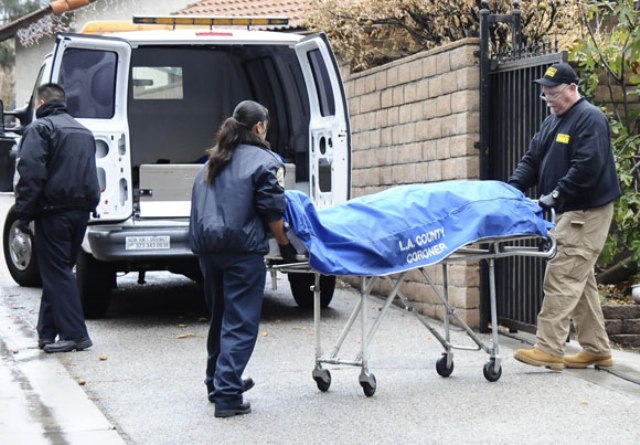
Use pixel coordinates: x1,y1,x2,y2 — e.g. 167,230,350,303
14,42,52,108
12,0,192,108
72,0,193,24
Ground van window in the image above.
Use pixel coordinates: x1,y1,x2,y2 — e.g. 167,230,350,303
128,46,252,167
58,49,117,119
132,66,183,100
307,49,335,117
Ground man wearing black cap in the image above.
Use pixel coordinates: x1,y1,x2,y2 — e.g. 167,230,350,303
508,62,621,371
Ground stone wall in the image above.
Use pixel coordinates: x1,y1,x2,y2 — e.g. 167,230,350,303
603,305,640,349
340,38,481,327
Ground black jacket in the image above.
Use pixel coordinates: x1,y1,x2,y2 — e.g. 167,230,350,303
509,98,620,213
189,144,286,255
15,101,100,218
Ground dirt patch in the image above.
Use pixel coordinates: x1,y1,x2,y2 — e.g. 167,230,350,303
599,273,639,305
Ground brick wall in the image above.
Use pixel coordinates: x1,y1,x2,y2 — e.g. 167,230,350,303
340,38,482,327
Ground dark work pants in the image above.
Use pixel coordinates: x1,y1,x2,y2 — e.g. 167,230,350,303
35,210,90,341
199,252,266,409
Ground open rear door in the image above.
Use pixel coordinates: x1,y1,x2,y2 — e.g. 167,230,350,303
295,33,351,208
50,33,132,222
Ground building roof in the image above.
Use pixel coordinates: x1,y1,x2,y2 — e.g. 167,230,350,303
176,0,309,30
0,4,60,43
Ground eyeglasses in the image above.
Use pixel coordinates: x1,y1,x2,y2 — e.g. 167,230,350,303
539,84,570,102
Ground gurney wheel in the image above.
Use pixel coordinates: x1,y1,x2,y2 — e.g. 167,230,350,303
483,360,502,382
435,354,454,377
360,374,376,397
313,369,331,392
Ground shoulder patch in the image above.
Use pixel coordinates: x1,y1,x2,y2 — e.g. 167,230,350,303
556,133,570,144
276,167,285,188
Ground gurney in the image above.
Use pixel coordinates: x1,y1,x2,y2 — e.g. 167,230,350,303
266,180,556,396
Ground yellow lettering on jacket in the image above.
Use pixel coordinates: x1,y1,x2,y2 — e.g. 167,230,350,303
556,133,570,144
276,167,285,188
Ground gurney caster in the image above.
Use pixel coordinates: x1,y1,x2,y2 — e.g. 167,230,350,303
359,371,376,397
435,353,454,378
483,359,502,382
312,367,331,392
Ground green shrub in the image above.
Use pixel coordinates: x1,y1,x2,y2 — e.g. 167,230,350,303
571,0,640,267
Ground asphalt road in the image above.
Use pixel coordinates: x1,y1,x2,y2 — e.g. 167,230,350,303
2,192,640,445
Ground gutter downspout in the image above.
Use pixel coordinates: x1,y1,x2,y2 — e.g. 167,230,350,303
49,0,97,15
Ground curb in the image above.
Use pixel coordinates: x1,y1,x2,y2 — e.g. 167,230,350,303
0,302,127,445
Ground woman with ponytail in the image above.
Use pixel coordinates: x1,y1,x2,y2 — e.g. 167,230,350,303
189,100,297,418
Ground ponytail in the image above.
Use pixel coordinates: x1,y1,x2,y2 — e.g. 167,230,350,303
205,100,270,184
205,117,242,183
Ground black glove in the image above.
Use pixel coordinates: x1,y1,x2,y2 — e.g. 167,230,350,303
538,191,559,211
16,219,32,236
279,242,298,263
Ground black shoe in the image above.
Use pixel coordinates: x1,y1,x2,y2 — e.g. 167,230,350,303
214,401,251,418
208,377,255,403
43,337,93,353
38,338,55,350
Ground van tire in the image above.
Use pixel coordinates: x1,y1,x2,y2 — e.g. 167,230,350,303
288,273,335,308
76,251,115,319
2,205,41,287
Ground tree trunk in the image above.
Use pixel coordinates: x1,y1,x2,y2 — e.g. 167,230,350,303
596,257,638,285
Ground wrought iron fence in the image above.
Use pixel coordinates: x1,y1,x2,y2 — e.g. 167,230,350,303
478,0,565,332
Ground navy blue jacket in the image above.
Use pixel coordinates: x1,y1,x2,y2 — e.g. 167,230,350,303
189,144,286,255
509,98,620,213
15,100,100,218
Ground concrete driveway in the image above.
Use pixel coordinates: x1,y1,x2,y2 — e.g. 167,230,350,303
1,191,640,445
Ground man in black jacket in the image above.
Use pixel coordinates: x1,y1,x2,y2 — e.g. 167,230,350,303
15,83,100,353
509,63,620,370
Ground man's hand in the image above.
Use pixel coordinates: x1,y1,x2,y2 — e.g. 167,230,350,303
538,191,559,211
279,243,298,263
16,219,32,236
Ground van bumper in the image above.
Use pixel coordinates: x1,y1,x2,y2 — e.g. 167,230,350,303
87,224,195,262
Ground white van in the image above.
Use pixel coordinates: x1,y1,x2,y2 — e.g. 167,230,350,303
2,17,351,318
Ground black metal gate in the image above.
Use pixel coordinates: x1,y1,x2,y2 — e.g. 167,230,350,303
477,1,565,332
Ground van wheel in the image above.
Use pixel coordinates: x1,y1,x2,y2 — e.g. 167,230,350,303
2,205,41,287
76,251,115,319
288,273,335,308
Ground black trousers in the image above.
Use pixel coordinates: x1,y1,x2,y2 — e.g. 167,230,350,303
199,252,265,409
35,210,90,341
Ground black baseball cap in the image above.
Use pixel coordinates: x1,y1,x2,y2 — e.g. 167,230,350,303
534,63,580,86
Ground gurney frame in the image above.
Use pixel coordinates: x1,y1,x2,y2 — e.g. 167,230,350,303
268,233,556,397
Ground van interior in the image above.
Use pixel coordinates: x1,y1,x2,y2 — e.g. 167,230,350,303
58,44,312,203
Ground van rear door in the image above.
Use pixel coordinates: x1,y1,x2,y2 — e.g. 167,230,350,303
49,33,132,222
295,34,351,208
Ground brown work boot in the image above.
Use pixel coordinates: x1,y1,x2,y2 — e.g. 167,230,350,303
514,347,564,371
564,350,612,369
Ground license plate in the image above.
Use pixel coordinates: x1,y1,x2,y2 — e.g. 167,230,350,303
125,235,170,250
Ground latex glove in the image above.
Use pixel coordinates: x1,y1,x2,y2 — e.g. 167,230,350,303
16,219,32,236
279,243,298,263
538,191,558,211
